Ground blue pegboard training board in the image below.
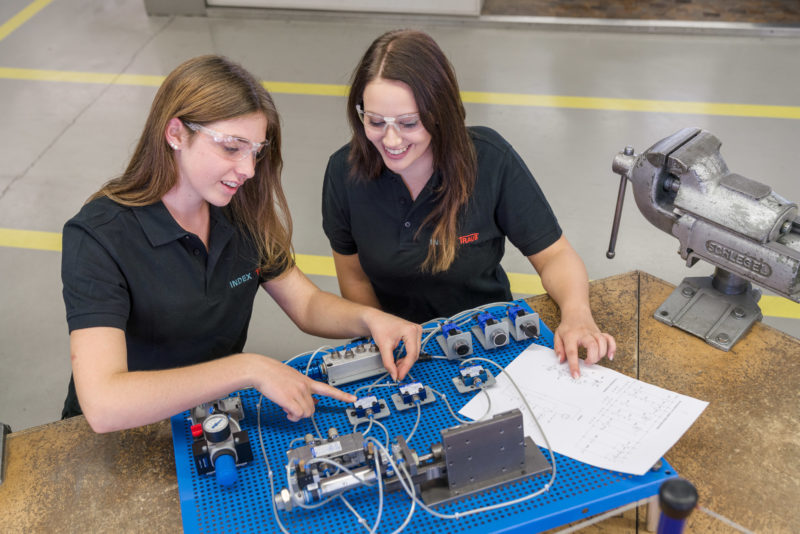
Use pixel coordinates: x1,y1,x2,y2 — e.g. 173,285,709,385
171,300,676,533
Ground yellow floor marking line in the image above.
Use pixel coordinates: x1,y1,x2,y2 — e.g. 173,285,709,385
2,229,799,320
460,91,800,120
0,227,61,251
1,67,799,120
295,253,336,276
0,68,347,95
0,0,52,42
760,295,800,321
263,81,348,97
0,67,164,86
507,272,546,296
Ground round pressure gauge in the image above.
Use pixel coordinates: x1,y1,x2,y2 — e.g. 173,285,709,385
202,413,231,443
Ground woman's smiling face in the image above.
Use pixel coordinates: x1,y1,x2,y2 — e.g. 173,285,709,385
361,78,433,182
171,112,267,208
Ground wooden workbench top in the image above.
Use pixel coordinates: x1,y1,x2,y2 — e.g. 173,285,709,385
1,271,797,533
535,271,799,533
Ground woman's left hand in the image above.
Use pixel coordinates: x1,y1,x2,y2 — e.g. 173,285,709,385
363,309,422,382
263,266,423,382
527,237,616,379
553,314,616,379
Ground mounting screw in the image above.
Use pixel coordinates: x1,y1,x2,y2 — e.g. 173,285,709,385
716,333,730,344
732,307,746,319
623,145,634,156
681,287,696,298
651,459,663,471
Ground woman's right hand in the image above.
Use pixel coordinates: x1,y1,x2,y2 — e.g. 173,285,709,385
251,355,356,422
69,329,355,432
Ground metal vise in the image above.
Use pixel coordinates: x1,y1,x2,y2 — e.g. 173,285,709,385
607,127,800,350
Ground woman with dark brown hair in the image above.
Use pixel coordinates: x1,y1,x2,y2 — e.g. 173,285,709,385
61,55,420,433
323,30,614,378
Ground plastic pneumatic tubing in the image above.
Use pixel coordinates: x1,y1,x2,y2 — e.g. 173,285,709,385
214,453,238,487
657,478,698,534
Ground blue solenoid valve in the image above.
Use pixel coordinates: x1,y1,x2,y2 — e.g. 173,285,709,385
190,397,253,487
392,382,436,411
472,311,510,349
399,382,427,405
437,321,473,359
347,395,391,425
442,321,472,359
452,364,496,393
460,365,489,387
353,396,381,418
505,305,540,341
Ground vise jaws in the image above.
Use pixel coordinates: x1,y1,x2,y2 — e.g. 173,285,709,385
607,127,800,350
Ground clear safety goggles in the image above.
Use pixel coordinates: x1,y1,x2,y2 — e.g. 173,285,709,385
182,121,268,162
356,105,424,135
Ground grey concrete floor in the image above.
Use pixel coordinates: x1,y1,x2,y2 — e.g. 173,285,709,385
0,0,798,432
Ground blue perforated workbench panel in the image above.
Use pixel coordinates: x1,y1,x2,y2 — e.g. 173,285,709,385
171,301,676,533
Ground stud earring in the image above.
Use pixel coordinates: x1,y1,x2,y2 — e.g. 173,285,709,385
169,142,178,150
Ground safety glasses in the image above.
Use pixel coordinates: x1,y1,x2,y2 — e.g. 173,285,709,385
356,105,424,135
182,121,268,162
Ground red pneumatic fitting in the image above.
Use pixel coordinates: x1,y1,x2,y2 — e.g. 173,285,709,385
190,423,203,438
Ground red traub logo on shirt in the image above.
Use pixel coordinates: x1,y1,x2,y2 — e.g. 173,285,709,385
229,268,260,289
458,232,479,245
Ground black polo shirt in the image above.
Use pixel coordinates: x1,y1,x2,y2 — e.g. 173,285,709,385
61,197,282,415
322,126,562,323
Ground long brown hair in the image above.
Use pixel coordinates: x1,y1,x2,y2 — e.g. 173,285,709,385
93,55,293,274
347,30,476,273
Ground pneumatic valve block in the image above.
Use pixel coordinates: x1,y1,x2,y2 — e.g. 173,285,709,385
471,311,510,350
504,304,540,341
189,396,253,487
436,321,474,359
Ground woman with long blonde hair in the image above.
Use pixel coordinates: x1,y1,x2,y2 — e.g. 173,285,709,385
62,55,420,432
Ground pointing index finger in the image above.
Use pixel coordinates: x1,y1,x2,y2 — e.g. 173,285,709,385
310,379,356,404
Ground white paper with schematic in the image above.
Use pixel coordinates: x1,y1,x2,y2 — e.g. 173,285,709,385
459,343,708,475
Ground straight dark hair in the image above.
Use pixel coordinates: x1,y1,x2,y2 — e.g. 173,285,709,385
92,55,293,275
347,30,477,273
